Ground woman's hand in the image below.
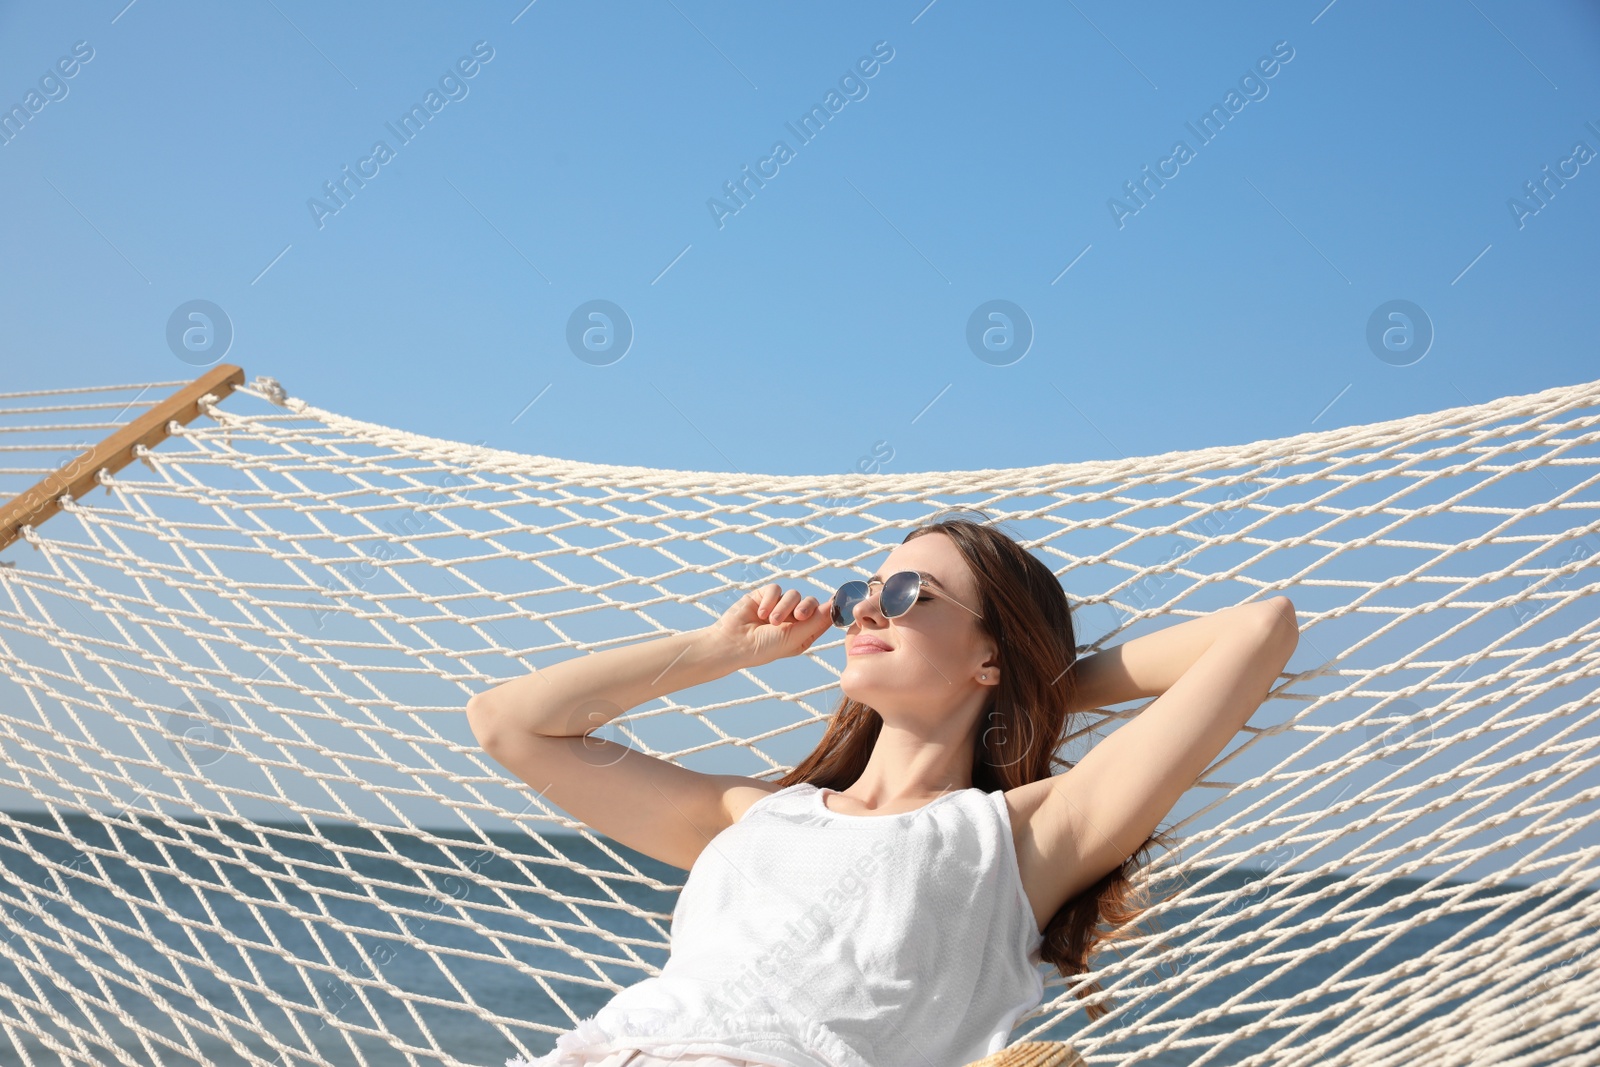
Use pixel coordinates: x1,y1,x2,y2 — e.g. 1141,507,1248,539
709,583,835,668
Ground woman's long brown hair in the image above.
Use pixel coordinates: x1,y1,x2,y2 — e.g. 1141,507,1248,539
776,511,1176,1022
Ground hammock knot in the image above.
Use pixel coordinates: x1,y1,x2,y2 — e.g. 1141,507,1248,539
253,375,289,406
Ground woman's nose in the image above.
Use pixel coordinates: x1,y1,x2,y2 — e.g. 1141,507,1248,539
852,590,886,624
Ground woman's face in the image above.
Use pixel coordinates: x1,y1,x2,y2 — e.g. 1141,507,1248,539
839,532,996,717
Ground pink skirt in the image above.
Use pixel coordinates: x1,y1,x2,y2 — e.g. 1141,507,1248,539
508,1048,761,1067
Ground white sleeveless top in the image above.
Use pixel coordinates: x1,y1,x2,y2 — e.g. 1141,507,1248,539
530,781,1047,1067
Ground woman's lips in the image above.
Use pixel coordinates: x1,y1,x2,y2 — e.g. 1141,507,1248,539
849,638,892,654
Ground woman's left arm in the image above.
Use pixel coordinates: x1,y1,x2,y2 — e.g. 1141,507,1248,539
1065,598,1298,715
1015,597,1299,914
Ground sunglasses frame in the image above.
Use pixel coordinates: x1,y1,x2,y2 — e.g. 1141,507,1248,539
829,570,984,629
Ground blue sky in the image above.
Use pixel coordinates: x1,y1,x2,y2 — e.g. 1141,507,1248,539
1,0,1596,479
2,2,1597,874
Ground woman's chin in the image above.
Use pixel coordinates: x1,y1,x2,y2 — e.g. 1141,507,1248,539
839,667,883,701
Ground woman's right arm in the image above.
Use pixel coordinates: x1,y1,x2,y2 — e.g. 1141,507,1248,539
465,583,833,870
466,626,747,744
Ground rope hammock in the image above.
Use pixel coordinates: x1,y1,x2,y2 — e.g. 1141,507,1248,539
0,365,1595,1067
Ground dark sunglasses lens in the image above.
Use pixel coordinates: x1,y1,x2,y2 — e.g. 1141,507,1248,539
881,571,920,618
832,581,868,628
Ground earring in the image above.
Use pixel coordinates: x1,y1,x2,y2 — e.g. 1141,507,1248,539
980,673,988,681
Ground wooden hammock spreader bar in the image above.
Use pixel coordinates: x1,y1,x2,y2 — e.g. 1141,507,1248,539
965,1041,1085,1067
0,363,246,555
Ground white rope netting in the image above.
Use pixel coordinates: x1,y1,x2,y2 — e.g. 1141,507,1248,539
0,373,1595,1067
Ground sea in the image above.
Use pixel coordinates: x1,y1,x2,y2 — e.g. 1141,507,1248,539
0,811,1591,1067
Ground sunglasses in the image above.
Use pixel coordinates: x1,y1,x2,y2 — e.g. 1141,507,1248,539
830,570,984,629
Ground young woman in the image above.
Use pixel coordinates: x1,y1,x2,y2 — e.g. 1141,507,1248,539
468,516,1299,1067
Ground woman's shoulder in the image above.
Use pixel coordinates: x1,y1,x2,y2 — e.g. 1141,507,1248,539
725,778,806,823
